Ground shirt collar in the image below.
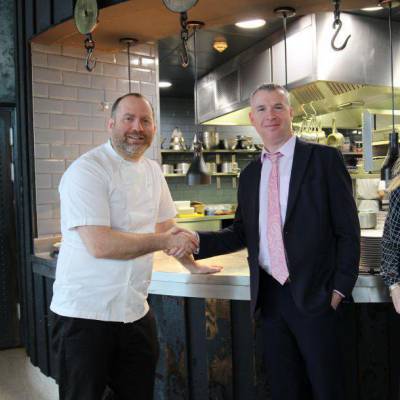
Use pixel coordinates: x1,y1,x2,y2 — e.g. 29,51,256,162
261,135,296,163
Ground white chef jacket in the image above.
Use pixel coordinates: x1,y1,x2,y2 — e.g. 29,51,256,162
50,140,176,323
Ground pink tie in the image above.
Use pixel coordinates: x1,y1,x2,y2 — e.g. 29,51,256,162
266,152,289,285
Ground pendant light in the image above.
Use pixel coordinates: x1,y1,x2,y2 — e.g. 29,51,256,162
379,0,399,185
274,7,296,87
120,38,138,92
186,21,211,186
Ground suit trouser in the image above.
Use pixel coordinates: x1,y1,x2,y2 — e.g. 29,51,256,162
259,270,345,400
51,310,159,400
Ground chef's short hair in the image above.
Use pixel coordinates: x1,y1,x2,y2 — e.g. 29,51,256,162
111,93,154,119
250,83,291,106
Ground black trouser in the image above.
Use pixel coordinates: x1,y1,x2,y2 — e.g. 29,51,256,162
51,310,159,400
259,270,345,400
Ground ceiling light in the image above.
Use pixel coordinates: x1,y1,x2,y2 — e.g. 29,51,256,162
130,57,140,65
235,19,266,29
213,36,228,53
142,57,155,66
159,81,172,88
361,6,383,11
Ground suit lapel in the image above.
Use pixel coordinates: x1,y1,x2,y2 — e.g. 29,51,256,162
284,138,312,226
250,158,262,224
247,158,262,246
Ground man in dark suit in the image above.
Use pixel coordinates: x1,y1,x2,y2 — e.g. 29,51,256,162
178,83,360,400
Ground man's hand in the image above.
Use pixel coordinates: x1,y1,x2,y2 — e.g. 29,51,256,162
331,291,343,310
178,254,223,274
165,226,198,258
391,286,400,314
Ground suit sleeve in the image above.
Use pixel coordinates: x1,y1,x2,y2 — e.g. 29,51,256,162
196,181,247,259
327,149,360,296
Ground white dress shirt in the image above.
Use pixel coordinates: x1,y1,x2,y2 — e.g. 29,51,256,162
50,140,176,323
258,135,296,275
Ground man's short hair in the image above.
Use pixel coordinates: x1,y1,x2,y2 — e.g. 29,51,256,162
250,83,291,106
111,93,154,119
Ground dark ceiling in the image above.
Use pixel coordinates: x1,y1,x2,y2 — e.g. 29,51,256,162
158,7,400,98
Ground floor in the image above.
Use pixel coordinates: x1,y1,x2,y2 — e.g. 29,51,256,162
0,348,59,400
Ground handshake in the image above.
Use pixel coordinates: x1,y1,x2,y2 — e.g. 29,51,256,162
163,226,222,274
164,226,198,259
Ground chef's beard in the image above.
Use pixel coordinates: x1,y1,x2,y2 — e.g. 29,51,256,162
112,135,150,158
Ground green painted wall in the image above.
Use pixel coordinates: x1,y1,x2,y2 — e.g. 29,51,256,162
0,0,16,103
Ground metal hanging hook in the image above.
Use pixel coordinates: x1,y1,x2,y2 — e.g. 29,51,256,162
180,12,190,68
331,19,351,51
331,0,351,51
84,34,96,71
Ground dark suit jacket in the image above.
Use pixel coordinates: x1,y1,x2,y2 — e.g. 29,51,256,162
197,138,360,316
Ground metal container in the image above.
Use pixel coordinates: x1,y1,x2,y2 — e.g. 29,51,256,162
358,211,377,229
175,162,190,174
221,162,233,173
202,131,219,149
205,162,217,173
162,164,174,174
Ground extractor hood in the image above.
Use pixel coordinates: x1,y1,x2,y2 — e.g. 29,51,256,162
197,12,400,129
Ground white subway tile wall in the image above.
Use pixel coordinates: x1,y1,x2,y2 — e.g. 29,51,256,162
32,42,160,235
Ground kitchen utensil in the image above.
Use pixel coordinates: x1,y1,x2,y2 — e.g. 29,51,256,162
205,162,217,173
236,135,253,149
202,130,219,149
226,137,238,150
169,127,185,150
326,118,344,148
358,211,377,229
231,162,239,173
221,162,233,173
175,162,190,174
218,139,228,149
162,164,174,174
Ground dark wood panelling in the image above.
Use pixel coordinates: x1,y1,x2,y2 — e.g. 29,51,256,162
206,299,233,399
33,273,50,375
0,109,19,349
35,0,52,33
52,0,73,25
149,295,189,400
186,297,208,400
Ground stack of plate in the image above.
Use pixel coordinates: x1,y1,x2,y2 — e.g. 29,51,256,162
360,229,382,272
